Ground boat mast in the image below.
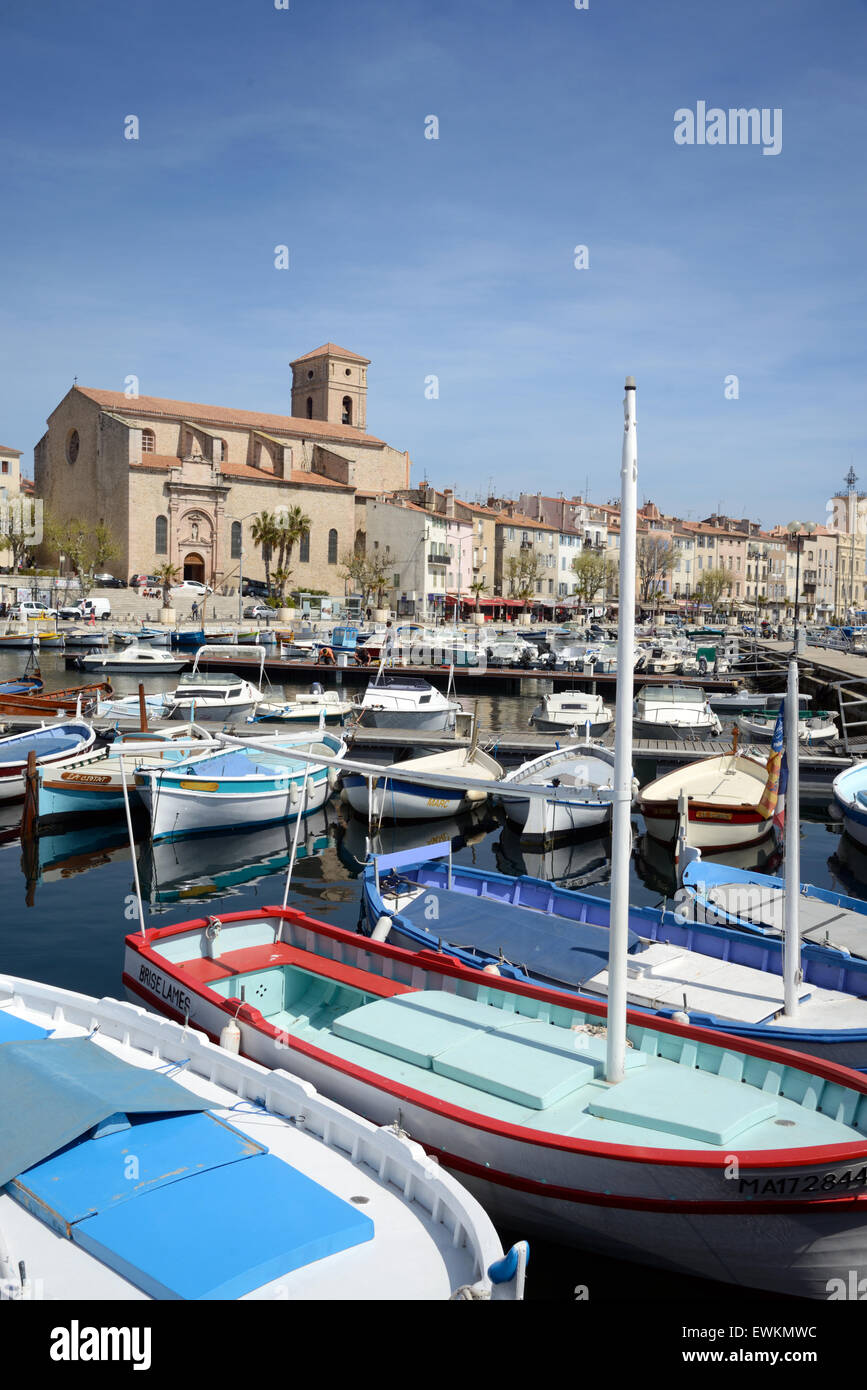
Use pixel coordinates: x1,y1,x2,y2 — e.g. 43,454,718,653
782,656,801,1016
606,376,637,1085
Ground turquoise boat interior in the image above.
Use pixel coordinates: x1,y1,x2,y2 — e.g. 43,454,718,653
187,942,867,1152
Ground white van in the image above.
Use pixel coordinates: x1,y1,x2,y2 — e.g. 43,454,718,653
62,597,111,620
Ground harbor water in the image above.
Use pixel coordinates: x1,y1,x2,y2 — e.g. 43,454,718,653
0,649,857,1302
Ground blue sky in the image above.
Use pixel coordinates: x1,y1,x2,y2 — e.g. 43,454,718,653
0,0,863,526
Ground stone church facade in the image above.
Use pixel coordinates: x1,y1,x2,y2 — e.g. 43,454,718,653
34,344,411,591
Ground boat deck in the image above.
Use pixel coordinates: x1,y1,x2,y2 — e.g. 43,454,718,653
169,941,864,1151
704,883,867,958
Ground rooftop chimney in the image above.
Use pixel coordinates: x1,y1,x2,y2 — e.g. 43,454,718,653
444,488,455,518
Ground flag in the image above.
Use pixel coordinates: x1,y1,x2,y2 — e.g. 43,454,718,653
756,707,785,825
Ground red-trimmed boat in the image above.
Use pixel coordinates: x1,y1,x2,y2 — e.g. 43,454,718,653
125,905,867,1300
0,721,96,803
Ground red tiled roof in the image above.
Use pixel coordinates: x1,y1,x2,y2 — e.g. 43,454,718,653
290,343,370,365
0,445,22,456
130,454,352,489
71,387,386,447
493,510,557,530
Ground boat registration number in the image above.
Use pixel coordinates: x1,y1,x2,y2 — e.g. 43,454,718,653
738,1166,867,1197
427,798,451,809
694,809,733,821
62,772,111,784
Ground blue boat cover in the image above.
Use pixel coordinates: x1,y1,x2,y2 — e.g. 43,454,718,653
397,887,637,988
0,1036,211,1188
0,1013,51,1044
70,1151,374,1300
0,723,90,763
3,1037,374,1298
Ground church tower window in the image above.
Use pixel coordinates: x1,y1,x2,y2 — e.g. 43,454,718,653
155,515,168,554
306,397,313,420
342,397,352,425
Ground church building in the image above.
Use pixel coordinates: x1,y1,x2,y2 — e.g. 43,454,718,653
34,344,411,591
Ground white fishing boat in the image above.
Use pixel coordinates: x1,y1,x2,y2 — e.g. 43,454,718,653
528,691,613,736
358,672,461,733
342,746,503,822
632,684,722,740
135,730,346,840
166,645,267,722
737,708,839,747
833,762,867,848
498,744,626,839
62,629,109,649
0,974,526,1301
75,644,188,675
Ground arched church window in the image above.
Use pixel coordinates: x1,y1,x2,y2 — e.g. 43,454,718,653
342,396,352,425
299,530,310,563
155,515,168,554
328,529,338,564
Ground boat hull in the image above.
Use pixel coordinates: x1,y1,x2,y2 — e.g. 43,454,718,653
342,774,465,821
138,769,331,839
361,708,457,733
642,801,773,849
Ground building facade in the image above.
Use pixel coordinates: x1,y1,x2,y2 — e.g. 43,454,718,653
33,345,411,592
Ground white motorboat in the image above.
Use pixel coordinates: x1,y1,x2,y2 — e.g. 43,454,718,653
342,746,503,822
358,672,462,732
632,684,722,740
167,645,267,722
528,691,613,736
737,708,839,747
0,974,525,1302
249,686,356,726
498,743,629,839
75,644,188,675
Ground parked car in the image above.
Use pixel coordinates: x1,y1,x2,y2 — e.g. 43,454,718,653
19,601,58,620
130,574,161,588
243,603,274,619
93,573,127,588
241,579,270,599
170,580,213,597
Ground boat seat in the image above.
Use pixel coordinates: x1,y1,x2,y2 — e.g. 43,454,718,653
587,1066,777,1145
432,1031,596,1109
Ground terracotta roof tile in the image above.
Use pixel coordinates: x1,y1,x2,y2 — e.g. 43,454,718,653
130,455,352,489
0,445,22,456
73,387,386,447
290,343,370,365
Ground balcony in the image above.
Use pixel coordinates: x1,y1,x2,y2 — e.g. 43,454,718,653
802,570,817,590
520,540,532,551
428,550,449,567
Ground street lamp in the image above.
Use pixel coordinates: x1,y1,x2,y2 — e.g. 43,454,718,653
787,520,816,652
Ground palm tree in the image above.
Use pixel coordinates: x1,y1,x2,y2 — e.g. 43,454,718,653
275,505,311,573
251,511,278,595
469,577,487,620
153,562,181,608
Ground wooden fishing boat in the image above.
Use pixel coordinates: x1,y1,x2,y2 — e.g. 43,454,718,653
833,761,867,848
0,973,525,1301
637,749,777,850
135,730,346,840
342,746,503,822
498,743,625,838
0,680,112,719
680,857,867,960
738,708,839,747
0,721,96,803
34,726,217,826
124,903,867,1299
360,843,867,1068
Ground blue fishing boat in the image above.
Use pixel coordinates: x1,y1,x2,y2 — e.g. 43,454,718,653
170,628,206,650
361,843,867,1068
833,761,867,848
0,721,96,804
135,731,346,840
0,675,43,696
679,857,867,959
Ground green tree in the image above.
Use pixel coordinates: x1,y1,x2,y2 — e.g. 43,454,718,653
274,504,311,577
153,561,181,608
250,511,278,595
694,565,734,611
570,550,615,604
44,515,119,601
637,535,682,607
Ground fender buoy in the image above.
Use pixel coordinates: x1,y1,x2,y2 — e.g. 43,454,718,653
219,1017,241,1052
371,915,392,942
